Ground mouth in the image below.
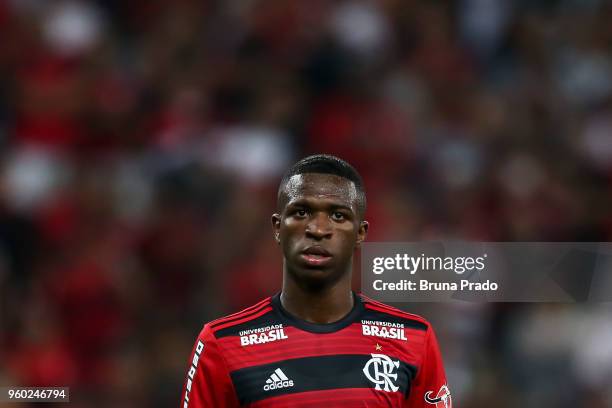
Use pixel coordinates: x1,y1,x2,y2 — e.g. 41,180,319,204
300,246,333,267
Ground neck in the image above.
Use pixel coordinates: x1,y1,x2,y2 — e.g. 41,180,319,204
280,272,354,324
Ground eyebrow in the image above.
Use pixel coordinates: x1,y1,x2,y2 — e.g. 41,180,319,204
286,199,355,213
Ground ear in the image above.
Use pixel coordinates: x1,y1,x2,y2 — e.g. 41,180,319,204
355,220,369,248
271,213,281,244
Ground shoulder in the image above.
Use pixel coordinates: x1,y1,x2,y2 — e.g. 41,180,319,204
201,297,276,339
359,293,431,332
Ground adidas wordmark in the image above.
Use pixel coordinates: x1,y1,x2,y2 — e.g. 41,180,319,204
263,368,294,391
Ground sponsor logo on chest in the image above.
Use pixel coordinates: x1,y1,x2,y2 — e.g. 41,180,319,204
263,368,294,391
240,324,288,346
361,320,407,340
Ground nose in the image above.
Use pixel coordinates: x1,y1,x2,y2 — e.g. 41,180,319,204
305,212,332,240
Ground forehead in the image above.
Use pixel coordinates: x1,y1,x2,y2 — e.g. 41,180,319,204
282,173,358,208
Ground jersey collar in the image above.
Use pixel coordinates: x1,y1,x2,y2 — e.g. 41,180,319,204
271,291,364,333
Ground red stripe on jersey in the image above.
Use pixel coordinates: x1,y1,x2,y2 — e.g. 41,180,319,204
209,298,271,327
211,306,274,332
364,303,428,327
219,324,426,371
209,298,271,329
361,296,427,323
249,387,396,408
361,295,407,312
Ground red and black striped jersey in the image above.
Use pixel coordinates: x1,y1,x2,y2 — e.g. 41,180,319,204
180,293,451,408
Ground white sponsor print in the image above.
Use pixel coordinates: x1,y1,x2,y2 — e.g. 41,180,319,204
361,320,408,340
240,324,288,346
263,368,294,391
363,353,401,392
424,384,452,408
183,340,204,408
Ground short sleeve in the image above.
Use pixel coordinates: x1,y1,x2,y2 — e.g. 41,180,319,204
405,325,452,408
179,324,240,408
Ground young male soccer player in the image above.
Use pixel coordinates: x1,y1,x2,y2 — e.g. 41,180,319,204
180,155,451,407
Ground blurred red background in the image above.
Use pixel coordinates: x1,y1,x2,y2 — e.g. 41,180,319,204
0,1,611,407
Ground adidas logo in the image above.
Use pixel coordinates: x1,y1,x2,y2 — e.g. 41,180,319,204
263,368,294,391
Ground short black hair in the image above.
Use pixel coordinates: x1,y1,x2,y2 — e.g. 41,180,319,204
277,154,366,218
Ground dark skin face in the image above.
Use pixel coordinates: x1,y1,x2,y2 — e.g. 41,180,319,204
272,173,368,322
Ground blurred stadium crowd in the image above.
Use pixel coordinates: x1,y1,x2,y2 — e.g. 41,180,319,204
0,0,611,406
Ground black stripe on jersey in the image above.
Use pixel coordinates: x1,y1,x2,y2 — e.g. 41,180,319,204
230,354,417,404
214,311,279,339
360,309,428,331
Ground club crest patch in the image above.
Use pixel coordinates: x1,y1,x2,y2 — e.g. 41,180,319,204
362,353,401,392
424,384,452,408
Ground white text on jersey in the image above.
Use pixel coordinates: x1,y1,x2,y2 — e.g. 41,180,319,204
263,368,294,391
240,324,288,346
361,320,407,340
183,340,204,408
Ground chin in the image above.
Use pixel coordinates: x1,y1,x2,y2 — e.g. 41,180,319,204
290,265,343,289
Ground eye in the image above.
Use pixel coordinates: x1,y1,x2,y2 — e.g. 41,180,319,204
331,211,346,221
294,209,307,217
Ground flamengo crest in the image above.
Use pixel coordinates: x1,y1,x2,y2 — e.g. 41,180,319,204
362,353,400,392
